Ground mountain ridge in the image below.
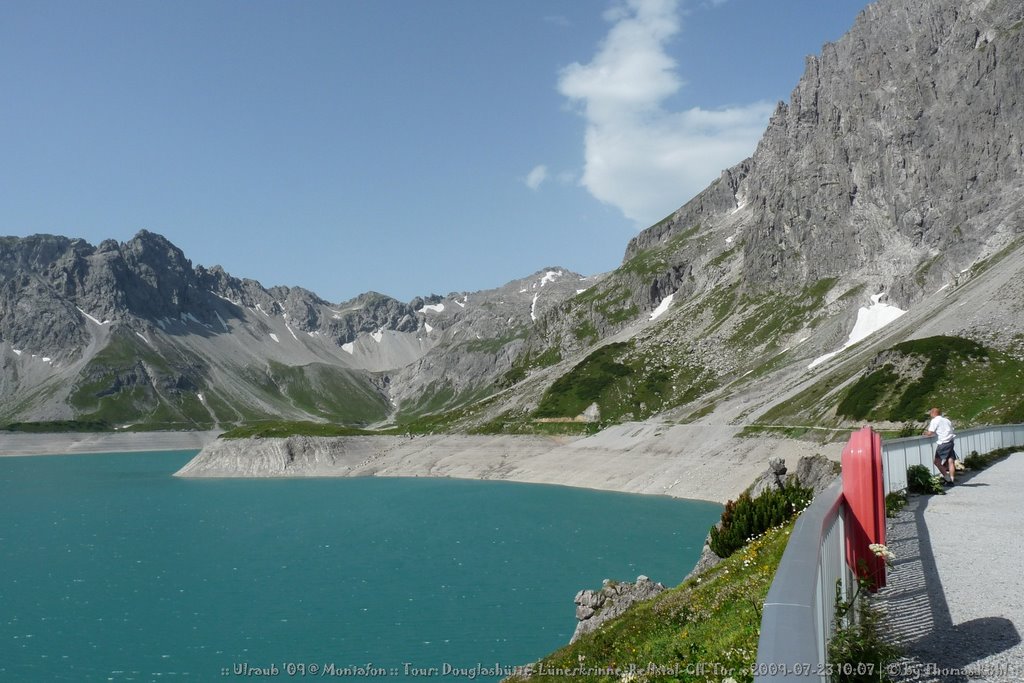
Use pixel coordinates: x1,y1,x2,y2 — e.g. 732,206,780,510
4,0,1024,436
0,229,592,427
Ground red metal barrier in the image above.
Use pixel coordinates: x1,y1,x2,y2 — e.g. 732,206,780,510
841,426,886,590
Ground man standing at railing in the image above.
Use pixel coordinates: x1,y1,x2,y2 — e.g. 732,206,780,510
924,407,958,486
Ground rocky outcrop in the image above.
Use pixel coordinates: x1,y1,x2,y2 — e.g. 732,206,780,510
792,454,843,495
747,454,840,498
571,576,666,643
565,453,842,648
749,457,790,498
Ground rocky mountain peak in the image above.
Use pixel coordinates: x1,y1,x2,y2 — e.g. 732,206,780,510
626,0,1024,309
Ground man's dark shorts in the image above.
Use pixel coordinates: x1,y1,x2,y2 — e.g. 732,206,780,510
935,440,957,465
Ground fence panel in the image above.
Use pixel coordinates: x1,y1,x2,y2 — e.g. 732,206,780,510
880,424,1024,493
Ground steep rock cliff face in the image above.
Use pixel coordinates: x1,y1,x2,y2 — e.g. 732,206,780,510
471,0,1024,430
627,0,1024,308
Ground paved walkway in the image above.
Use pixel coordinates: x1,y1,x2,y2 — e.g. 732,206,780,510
878,454,1024,682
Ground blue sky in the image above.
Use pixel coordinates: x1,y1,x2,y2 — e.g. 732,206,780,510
1,0,868,303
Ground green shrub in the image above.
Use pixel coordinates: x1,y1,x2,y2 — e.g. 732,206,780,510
828,577,901,682
709,480,813,558
885,491,907,517
906,464,944,494
964,446,1017,470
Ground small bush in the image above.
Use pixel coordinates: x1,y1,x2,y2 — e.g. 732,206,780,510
885,491,907,517
709,480,813,558
897,422,918,438
828,577,901,682
964,446,1017,470
906,464,945,494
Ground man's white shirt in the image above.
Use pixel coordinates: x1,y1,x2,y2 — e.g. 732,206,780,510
927,415,955,444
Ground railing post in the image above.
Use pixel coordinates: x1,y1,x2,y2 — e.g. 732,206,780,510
841,426,886,590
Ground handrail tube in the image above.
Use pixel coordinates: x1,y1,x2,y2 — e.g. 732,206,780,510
755,477,845,683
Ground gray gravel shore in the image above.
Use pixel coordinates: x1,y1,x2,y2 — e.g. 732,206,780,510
879,454,1024,683
0,430,221,456
0,423,840,503
173,423,843,503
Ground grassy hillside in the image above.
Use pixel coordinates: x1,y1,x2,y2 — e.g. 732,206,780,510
533,340,715,423
66,331,391,429
763,336,1024,429
508,521,794,683
836,336,1024,424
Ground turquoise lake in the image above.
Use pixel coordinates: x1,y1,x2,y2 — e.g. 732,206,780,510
0,450,722,681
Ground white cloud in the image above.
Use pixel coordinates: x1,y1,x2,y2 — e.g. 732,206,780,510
525,164,549,190
558,0,773,226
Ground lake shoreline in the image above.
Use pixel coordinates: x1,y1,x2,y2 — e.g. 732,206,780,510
173,423,842,504
2,424,842,503
0,430,222,456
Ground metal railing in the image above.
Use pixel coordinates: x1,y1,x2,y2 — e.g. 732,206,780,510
754,477,850,683
881,423,1024,493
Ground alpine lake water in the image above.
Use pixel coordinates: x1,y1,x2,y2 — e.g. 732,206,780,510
0,450,722,681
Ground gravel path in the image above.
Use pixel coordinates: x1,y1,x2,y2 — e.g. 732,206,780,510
878,454,1024,682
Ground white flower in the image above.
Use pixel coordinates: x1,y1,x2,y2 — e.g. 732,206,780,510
869,543,896,567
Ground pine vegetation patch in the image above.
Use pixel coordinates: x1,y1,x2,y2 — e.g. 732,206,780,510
836,336,1024,424
836,365,899,421
709,481,813,559
533,341,714,423
219,421,374,439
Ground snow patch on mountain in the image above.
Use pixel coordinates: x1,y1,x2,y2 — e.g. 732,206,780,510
808,294,906,369
649,294,674,321
77,308,110,326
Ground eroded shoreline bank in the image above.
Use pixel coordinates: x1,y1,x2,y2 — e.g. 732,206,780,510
173,423,842,503
1,423,842,503
0,430,222,457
